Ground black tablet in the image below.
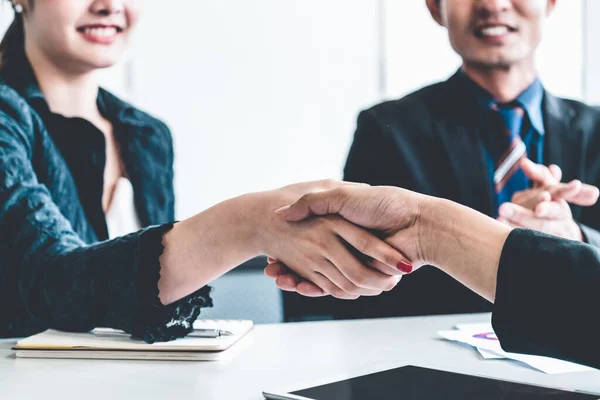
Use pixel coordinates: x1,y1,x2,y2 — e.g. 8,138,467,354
263,365,599,400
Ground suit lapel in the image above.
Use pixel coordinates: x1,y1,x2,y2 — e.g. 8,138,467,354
543,93,584,219
544,93,580,180
436,73,495,216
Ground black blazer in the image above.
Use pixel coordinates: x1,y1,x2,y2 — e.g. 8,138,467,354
283,72,600,322
494,229,600,370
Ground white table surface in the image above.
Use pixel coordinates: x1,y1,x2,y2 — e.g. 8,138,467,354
1,313,599,399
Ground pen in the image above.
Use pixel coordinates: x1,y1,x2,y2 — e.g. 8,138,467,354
92,328,234,338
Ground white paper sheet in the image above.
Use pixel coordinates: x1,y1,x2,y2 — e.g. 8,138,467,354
476,347,505,360
439,323,593,375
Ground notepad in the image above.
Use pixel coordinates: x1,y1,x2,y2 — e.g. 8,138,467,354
13,320,253,361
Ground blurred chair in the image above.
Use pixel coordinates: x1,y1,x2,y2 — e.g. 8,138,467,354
198,256,284,324
283,291,334,322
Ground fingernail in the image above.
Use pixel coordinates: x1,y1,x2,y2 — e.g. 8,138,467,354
275,205,291,214
397,261,413,274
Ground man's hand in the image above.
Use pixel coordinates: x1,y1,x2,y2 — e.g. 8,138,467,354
265,185,511,303
498,197,583,241
265,186,425,297
497,160,599,241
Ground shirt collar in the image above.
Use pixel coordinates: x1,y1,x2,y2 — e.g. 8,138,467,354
456,68,545,136
0,50,145,129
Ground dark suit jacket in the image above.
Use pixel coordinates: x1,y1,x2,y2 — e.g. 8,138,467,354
494,229,600,370
283,72,600,322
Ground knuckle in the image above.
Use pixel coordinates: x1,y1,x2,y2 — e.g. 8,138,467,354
336,186,352,198
350,271,369,288
357,234,373,254
298,193,311,205
323,179,338,189
340,281,360,295
382,251,398,267
303,257,321,273
315,237,331,253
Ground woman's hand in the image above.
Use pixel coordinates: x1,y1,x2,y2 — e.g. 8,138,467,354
264,185,424,297
247,180,411,300
266,185,511,302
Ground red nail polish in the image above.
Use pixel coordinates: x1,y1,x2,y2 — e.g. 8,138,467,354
397,261,413,274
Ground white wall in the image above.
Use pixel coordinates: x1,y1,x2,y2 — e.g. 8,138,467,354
0,2,12,37
131,0,381,218
382,1,461,99
583,0,600,105
383,0,583,101
536,0,583,100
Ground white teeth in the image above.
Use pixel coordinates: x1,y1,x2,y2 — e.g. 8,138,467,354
83,27,118,37
480,26,509,36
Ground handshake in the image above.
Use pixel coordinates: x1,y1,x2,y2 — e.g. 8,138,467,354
264,159,599,301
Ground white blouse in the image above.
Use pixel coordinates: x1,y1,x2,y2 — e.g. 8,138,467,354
105,177,142,239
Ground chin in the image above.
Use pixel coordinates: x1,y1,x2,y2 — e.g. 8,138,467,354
91,59,120,69
465,52,528,70
75,46,126,68
77,53,123,70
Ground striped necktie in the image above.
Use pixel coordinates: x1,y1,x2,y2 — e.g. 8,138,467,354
484,102,530,207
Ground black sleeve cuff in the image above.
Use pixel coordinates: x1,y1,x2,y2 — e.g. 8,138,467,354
130,223,213,343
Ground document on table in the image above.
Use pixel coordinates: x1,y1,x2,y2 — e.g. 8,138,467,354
439,323,593,375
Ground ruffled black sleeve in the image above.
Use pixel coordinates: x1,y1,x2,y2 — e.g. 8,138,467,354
0,88,212,342
131,223,213,343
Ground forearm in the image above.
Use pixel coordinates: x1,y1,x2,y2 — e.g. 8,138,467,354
158,193,261,304
419,196,513,302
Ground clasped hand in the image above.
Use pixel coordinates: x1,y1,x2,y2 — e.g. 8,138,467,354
497,159,599,241
258,180,411,300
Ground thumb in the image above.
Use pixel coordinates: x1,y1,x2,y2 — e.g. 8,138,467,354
521,159,557,187
557,181,600,206
275,189,346,221
550,180,581,202
549,164,563,182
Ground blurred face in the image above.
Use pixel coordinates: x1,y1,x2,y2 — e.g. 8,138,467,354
430,0,556,69
21,0,142,72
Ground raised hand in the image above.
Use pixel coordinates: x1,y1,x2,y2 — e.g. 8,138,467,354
497,160,599,241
